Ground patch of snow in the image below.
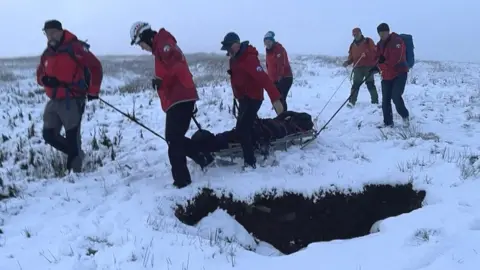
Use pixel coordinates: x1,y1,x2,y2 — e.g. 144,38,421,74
0,55,479,269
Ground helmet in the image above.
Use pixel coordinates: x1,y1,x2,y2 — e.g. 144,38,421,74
130,21,151,45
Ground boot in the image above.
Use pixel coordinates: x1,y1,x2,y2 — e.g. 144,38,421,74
172,168,192,189
67,150,85,173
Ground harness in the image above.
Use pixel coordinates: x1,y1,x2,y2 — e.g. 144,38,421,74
42,40,91,109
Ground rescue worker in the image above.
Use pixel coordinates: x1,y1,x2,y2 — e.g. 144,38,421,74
129,21,212,188
220,32,284,169
264,31,293,111
375,23,410,128
36,20,103,173
343,27,378,107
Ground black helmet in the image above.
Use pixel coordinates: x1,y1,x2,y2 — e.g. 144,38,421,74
221,32,240,51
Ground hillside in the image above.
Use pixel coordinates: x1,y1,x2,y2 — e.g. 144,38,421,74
0,53,480,270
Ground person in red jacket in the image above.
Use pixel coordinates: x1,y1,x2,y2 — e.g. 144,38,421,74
220,32,284,169
129,21,212,188
342,27,378,107
36,20,103,173
264,31,293,111
375,23,410,128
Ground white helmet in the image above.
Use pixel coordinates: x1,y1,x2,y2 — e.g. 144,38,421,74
130,21,151,45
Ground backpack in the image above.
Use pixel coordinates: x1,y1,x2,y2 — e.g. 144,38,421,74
399,34,415,68
43,39,93,91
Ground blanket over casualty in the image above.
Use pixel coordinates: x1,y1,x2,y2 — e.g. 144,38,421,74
191,111,314,154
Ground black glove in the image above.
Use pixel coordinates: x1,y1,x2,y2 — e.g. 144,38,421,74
87,94,99,101
151,78,163,90
378,55,386,64
41,76,60,88
369,66,380,74
192,104,198,116
227,70,232,76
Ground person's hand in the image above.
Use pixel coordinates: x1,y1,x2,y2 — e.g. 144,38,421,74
87,94,99,101
41,76,60,88
151,78,163,90
342,61,349,67
360,52,366,58
370,66,380,74
378,55,386,64
272,99,284,115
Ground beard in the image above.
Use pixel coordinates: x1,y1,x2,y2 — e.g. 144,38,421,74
48,39,59,47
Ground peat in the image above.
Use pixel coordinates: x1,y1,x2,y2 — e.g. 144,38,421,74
175,183,426,254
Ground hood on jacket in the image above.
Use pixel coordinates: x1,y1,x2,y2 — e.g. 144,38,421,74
234,41,259,59
152,28,178,56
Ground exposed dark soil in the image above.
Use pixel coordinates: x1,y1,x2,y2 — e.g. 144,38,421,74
175,183,426,254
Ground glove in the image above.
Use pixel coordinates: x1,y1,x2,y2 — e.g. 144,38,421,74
272,99,284,115
342,61,349,67
41,76,60,88
192,104,198,116
151,78,163,90
378,55,386,64
87,94,99,101
369,66,380,74
227,70,232,76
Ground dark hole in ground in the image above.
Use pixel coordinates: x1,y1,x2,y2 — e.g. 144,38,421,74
175,183,426,255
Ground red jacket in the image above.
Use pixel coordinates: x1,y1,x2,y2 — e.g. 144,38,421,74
152,28,198,112
36,30,103,99
265,42,293,82
376,32,409,80
347,36,377,67
229,42,281,102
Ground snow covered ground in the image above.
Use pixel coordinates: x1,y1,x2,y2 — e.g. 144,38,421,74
1,53,480,269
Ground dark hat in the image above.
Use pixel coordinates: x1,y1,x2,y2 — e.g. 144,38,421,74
43,20,63,31
221,32,240,51
377,23,390,33
264,31,275,42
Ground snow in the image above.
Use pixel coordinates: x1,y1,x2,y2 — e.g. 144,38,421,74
1,54,480,269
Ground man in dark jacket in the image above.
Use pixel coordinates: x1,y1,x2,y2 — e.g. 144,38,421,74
375,23,410,128
130,21,213,188
37,20,103,173
220,32,284,169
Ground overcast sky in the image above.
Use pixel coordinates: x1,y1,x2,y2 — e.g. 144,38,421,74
0,0,477,62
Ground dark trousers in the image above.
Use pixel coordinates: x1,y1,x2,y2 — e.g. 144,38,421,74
381,73,409,126
42,98,86,172
350,66,378,104
236,98,262,167
275,77,293,111
165,101,203,187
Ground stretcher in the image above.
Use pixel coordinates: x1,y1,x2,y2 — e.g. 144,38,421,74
213,128,318,160
191,111,318,163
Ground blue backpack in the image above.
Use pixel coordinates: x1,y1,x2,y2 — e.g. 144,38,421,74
399,34,415,68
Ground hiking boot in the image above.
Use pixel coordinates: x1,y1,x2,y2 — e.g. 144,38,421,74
377,123,394,129
172,169,192,189
347,102,355,108
402,117,410,127
173,180,192,189
69,150,85,173
243,160,257,170
191,153,215,171
200,153,214,170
